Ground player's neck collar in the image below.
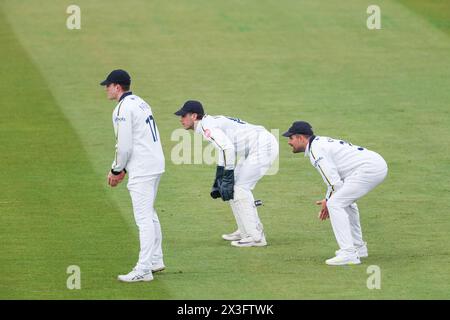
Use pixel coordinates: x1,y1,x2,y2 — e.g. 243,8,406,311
119,91,132,102
308,135,316,147
305,135,316,157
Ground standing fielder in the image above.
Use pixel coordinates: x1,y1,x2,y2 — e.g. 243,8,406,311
174,100,278,247
283,121,388,265
100,69,165,282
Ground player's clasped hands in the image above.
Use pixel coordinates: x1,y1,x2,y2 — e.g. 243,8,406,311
107,170,126,187
316,199,329,221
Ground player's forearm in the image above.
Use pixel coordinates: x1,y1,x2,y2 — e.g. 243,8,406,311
322,175,342,197
312,151,342,195
325,186,334,200
113,120,133,172
218,148,235,170
111,147,132,172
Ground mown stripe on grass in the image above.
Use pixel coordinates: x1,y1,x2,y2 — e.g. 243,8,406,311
396,0,450,36
0,9,139,299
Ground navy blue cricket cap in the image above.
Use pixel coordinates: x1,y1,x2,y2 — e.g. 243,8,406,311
174,100,205,116
282,121,314,137
100,69,131,86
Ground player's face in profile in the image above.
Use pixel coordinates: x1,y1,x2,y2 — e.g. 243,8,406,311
288,135,306,153
180,113,195,130
105,83,119,100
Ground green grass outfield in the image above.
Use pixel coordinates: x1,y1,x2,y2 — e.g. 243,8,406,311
1,0,449,299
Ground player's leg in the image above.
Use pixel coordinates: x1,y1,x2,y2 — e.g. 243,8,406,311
131,181,156,272
326,184,362,265
335,203,367,258
327,197,356,251
326,164,387,265
225,200,247,240
150,174,165,272
346,158,387,259
223,157,247,241
230,132,278,247
230,185,266,246
346,203,368,258
118,176,158,281
151,211,165,272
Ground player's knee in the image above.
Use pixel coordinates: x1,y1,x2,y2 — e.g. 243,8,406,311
349,202,358,210
233,185,252,201
135,214,153,227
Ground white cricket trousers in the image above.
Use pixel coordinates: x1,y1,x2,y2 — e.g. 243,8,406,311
326,152,388,254
127,174,164,271
230,131,279,240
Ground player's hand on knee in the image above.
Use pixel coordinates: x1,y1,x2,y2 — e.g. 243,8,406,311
219,169,234,201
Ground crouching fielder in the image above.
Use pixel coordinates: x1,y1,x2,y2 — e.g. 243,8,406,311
283,121,388,266
175,100,278,247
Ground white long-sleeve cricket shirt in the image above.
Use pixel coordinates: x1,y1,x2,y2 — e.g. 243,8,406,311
195,115,267,170
111,92,165,179
305,135,386,199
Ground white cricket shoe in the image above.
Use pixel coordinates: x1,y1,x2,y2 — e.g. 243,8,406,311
335,244,368,258
117,269,153,282
152,262,166,273
231,235,267,247
222,230,243,241
356,244,368,258
326,254,361,266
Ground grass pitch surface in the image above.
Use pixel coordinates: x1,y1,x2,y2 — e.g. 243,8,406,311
1,0,449,299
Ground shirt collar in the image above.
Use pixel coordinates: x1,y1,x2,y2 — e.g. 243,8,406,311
194,114,208,133
194,119,203,134
304,135,316,157
119,91,132,102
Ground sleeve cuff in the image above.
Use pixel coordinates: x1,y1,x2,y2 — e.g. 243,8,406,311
111,169,126,175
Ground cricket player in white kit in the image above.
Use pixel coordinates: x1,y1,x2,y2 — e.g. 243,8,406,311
175,101,278,247
100,70,165,282
283,121,388,265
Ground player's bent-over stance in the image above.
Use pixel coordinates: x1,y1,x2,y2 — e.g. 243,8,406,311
100,69,165,282
283,121,388,266
174,100,278,247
